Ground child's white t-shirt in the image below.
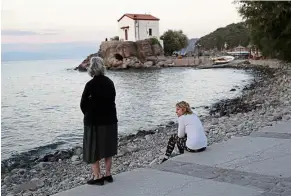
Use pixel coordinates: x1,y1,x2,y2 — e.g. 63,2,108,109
177,114,207,150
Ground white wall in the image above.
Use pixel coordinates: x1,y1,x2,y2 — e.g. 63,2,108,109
118,17,160,42
136,20,160,40
118,16,135,41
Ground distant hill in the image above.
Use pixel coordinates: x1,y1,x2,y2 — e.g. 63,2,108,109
197,22,250,50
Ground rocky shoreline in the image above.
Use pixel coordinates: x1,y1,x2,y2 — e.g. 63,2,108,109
2,60,291,196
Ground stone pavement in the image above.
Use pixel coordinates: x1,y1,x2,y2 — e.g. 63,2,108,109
53,120,291,196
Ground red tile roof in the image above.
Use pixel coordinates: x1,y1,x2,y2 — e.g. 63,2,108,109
118,14,160,22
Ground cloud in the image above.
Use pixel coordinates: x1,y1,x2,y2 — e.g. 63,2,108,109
1,30,58,36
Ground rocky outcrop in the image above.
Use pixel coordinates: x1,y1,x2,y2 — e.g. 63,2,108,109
75,39,173,71
74,53,99,72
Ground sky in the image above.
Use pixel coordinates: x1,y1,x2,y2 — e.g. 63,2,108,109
1,0,243,44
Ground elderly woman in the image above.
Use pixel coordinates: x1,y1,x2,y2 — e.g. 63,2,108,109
161,101,207,163
80,57,118,185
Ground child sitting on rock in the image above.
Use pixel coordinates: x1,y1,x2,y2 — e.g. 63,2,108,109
161,101,207,163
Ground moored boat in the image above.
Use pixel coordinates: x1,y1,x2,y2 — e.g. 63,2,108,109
211,55,235,65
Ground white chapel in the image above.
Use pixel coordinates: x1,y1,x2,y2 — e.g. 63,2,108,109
118,13,160,42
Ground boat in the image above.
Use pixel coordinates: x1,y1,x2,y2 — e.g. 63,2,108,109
211,56,235,65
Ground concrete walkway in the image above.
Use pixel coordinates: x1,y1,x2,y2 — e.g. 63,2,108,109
53,120,291,196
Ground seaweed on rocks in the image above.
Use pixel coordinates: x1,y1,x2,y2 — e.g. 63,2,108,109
1,121,175,174
209,62,277,117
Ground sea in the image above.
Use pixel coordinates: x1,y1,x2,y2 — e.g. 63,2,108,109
1,59,253,161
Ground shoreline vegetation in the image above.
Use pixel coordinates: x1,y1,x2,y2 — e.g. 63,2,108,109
2,59,291,196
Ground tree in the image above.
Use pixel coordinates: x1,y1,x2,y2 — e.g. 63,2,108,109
110,36,119,41
160,30,188,55
237,1,291,61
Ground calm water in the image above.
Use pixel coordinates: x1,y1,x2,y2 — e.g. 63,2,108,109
1,59,252,160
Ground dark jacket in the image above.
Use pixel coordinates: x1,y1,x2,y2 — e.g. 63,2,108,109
80,75,118,125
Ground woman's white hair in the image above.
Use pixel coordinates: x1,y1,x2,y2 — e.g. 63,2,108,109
88,57,105,77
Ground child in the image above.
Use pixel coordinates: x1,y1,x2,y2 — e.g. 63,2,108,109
162,101,207,163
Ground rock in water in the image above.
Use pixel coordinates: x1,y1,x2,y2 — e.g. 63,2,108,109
75,53,99,71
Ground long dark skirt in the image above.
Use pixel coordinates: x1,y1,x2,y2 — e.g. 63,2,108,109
83,123,118,164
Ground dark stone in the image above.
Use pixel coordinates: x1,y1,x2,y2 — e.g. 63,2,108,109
37,154,53,162
55,150,73,160
168,121,175,125
75,66,87,72
35,149,73,163
136,130,155,137
119,134,135,142
230,88,236,91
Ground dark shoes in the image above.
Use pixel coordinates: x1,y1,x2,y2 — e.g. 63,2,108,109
104,175,113,183
161,158,168,163
87,175,113,185
87,177,104,185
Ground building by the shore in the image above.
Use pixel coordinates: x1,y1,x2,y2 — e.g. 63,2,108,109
117,13,160,42
225,45,263,59
226,45,249,59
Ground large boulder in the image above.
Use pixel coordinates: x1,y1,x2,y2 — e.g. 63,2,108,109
116,41,138,58
136,39,154,60
152,44,164,56
99,41,119,58
143,61,154,67
124,57,142,68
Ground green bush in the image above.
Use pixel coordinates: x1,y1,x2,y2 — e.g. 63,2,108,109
150,37,160,45
110,36,119,41
160,30,188,55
